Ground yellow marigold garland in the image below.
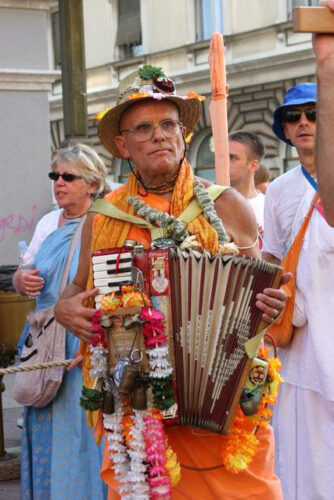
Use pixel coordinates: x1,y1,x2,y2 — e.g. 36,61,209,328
221,347,283,473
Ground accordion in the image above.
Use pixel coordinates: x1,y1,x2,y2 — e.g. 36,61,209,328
92,246,282,434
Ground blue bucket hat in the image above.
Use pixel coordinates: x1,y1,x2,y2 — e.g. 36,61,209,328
272,82,317,145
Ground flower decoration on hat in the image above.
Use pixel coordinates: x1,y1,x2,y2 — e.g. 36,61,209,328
95,107,112,122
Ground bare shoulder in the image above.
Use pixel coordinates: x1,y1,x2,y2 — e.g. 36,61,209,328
215,187,253,221
194,177,259,257
195,176,212,188
216,188,259,258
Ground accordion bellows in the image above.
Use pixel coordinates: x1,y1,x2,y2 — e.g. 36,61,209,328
92,247,282,434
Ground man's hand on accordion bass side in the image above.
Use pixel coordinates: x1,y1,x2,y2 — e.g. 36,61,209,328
54,288,100,342
255,272,292,324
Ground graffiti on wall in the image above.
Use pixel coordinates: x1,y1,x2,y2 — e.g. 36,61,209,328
0,205,38,243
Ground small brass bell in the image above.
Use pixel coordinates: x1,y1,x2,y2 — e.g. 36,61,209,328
131,384,147,410
102,391,115,415
118,364,139,394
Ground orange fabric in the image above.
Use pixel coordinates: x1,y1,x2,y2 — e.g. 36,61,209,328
101,425,281,500
267,193,318,347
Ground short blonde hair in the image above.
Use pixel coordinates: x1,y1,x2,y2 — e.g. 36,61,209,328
51,143,109,198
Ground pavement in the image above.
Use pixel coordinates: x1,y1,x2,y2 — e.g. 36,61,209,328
0,372,22,500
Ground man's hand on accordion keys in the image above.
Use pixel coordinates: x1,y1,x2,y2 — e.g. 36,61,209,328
54,287,100,342
255,272,292,324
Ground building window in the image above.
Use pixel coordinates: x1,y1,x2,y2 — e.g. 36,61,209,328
195,133,216,182
51,11,61,68
292,0,318,6
195,0,223,41
116,0,142,59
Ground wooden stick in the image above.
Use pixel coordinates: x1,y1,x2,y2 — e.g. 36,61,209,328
293,6,334,33
0,359,73,375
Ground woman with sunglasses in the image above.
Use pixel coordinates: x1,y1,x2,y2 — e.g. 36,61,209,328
13,143,109,500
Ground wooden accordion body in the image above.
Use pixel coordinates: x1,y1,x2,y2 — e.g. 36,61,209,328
93,247,282,434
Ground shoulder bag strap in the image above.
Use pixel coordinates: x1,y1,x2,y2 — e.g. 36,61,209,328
59,215,87,293
283,192,319,267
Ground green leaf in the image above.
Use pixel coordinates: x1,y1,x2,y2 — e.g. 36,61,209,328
138,65,165,80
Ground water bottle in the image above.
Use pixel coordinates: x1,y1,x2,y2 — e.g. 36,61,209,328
17,241,35,271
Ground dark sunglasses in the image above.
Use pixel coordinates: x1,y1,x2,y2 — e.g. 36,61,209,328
48,172,82,182
281,108,316,123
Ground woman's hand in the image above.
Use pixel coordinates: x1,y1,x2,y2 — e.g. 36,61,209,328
13,269,44,297
256,272,292,324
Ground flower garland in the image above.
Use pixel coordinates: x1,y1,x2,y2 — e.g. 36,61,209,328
140,307,175,411
104,405,131,496
144,412,172,498
220,346,283,473
87,286,180,498
104,401,179,499
100,285,151,313
80,309,109,411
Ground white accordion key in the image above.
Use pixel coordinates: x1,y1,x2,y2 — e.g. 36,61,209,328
94,275,132,287
93,262,132,275
92,251,132,265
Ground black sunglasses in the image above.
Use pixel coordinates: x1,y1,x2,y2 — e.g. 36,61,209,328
281,108,316,123
48,172,82,182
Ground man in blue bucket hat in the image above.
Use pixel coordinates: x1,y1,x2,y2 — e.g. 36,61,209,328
272,82,316,145
262,78,334,499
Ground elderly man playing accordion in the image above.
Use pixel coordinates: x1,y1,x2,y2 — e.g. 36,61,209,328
55,66,288,499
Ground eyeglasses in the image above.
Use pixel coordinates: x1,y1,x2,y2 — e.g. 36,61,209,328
281,108,316,124
48,172,82,182
120,119,183,142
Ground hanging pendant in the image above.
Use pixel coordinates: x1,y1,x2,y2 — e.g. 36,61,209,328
102,390,115,415
118,364,139,394
131,384,147,410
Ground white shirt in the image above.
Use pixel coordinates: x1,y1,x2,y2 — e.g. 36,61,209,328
247,191,265,231
262,167,307,259
263,165,334,400
25,209,61,261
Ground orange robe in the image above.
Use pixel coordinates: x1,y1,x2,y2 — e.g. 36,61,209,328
98,192,283,500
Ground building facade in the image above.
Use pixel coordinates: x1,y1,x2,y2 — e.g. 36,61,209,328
0,0,318,264
0,0,59,265
49,0,317,183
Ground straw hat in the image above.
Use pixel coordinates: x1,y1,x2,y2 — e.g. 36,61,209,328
97,65,203,159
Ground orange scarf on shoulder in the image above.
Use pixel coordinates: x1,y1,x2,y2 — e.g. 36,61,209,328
81,159,220,432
